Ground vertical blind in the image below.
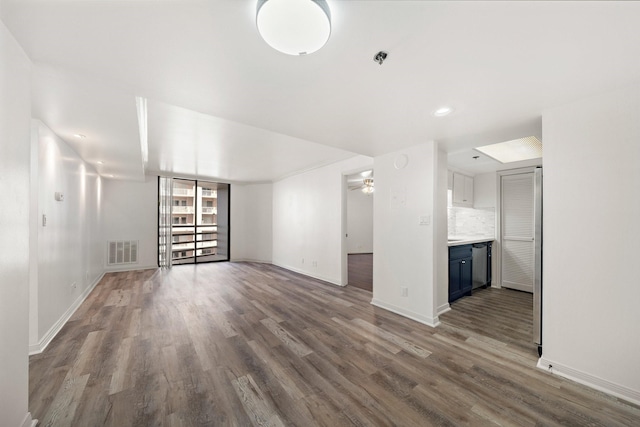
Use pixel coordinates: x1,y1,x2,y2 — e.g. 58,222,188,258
158,176,173,269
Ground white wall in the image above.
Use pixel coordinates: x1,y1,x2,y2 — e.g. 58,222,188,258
0,20,33,427
102,176,158,270
473,172,497,209
435,146,450,315
231,182,273,263
31,121,105,354
541,83,640,404
272,156,373,285
346,188,373,254
372,142,447,326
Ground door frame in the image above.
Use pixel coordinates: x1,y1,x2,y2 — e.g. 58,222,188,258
341,167,374,287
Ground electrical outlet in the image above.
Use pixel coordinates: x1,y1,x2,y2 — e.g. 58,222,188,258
401,287,408,297
71,282,77,289
301,258,305,264
42,214,47,227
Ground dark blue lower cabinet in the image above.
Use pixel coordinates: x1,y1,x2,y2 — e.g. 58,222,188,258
449,245,473,303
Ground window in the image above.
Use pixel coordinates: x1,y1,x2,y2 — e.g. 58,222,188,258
159,178,230,266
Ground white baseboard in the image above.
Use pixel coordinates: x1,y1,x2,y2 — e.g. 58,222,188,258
437,302,451,316
20,412,37,427
370,298,440,328
271,262,344,287
538,357,640,406
103,264,158,273
230,258,272,264
29,272,105,355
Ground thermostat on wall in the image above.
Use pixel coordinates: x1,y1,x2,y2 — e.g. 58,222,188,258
55,192,64,201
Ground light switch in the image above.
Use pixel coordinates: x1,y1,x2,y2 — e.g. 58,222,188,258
419,215,431,225
42,214,47,227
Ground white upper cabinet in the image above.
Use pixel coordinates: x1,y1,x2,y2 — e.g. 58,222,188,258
452,172,474,207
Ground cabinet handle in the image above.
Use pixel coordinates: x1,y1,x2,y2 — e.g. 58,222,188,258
461,260,466,264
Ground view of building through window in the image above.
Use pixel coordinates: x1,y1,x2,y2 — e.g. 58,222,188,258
159,178,230,265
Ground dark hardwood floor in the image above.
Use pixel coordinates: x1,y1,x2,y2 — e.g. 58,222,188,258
347,253,373,292
29,262,640,426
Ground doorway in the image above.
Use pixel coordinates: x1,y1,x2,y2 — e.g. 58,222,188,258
346,170,374,291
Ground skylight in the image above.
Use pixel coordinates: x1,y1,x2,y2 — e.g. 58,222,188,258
474,136,542,163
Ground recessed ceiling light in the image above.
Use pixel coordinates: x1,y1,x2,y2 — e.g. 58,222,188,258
433,106,453,117
107,174,114,178
73,134,86,139
474,136,542,163
97,161,104,165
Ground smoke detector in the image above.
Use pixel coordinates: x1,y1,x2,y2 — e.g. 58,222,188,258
373,51,388,65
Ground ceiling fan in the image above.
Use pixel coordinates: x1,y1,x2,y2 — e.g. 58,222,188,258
348,172,374,194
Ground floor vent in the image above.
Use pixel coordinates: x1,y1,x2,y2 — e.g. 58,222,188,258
108,240,139,266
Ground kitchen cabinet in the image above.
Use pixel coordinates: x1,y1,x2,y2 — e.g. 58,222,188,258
449,244,473,303
452,172,474,207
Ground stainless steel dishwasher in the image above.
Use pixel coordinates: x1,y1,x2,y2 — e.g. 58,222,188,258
472,243,488,289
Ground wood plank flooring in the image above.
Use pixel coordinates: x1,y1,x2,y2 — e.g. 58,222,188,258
347,253,373,292
443,286,536,355
29,262,640,426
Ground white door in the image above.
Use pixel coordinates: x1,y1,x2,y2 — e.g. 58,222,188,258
501,172,535,293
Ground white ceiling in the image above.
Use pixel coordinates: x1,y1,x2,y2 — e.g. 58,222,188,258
3,1,640,182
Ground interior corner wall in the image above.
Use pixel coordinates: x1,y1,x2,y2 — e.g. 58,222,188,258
102,176,158,271
435,145,449,315
0,20,32,427
541,83,640,403
32,121,105,353
473,172,497,209
346,188,373,254
230,182,273,263
272,155,373,285
372,142,440,326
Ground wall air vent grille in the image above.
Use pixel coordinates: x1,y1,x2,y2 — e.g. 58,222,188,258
108,240,139,265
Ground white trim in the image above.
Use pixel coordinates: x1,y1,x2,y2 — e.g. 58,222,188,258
537,357,640,406
230,258,272,264
20,412,37,427
29,273,105,355
103,264,157,273
437,302,451,316
371,298,440,328
271,262,343,287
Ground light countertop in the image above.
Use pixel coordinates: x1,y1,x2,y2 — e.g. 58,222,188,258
447,236,495,247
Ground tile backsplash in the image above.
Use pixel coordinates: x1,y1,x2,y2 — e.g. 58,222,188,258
448,207,495,237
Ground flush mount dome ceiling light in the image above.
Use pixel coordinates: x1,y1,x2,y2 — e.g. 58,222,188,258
256,0,331,56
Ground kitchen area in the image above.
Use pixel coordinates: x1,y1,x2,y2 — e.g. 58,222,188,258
447,169,496,303
445,137,543,355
